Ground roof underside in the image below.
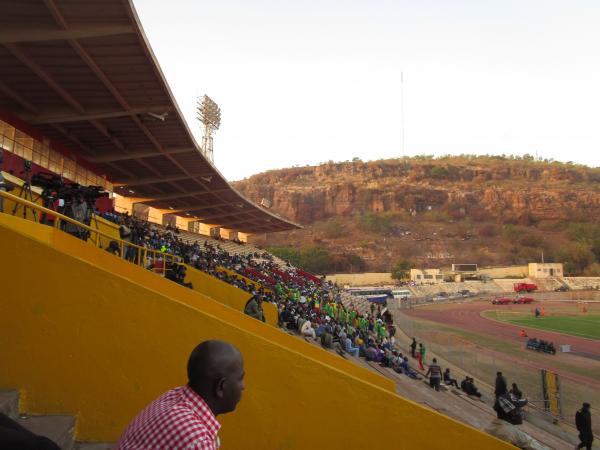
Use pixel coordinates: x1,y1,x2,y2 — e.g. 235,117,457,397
0,0,299,234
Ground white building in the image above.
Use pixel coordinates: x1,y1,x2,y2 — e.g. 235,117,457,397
528,263,563,278
410,268,444,285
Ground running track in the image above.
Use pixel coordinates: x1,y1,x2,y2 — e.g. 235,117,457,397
403,301,600,356
402,301,600,388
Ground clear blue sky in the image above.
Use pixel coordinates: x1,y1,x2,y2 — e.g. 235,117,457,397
134,0,600,181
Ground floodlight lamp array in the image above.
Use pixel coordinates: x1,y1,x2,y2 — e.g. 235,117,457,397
197,95,221,130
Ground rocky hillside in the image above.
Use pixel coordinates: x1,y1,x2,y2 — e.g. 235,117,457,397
234,156,600,274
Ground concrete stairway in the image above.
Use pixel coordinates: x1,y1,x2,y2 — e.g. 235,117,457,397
164,226,290,268
286,328,577,450
366,363,574,450
0,390,113,450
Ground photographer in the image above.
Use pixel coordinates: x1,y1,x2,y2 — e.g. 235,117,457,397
119,217,135,261
40,190,60,227
64,193,89,240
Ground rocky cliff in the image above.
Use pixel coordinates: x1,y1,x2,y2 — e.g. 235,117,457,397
233,157,600,272
235,158,600,225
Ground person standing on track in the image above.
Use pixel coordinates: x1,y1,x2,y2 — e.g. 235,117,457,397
410,337,417,358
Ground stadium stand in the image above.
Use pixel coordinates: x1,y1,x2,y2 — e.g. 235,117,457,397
2,192,576,448
0,1,561,448
0,194,517,449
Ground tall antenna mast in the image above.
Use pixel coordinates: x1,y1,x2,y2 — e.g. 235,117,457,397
196,94,221,163
401,71,405,157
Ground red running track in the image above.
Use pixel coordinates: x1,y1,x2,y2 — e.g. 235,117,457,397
404,301,600,356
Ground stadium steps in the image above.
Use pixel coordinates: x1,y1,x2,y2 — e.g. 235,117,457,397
365,363,574,450
390,318,584,450
164,226,290,267
531,277,564,292
0,390,113,450
563,276,600,290
407,281,505,298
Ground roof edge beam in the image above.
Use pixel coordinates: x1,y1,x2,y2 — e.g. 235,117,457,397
25,106,172,125
140,188,230,202
115,173,215,187
168,201,237,214
86,147,195,163
0,25,135,44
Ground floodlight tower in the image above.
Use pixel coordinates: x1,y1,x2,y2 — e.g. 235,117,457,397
196,94,221,162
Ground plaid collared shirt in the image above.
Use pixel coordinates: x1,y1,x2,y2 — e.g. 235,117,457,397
116,385,221,450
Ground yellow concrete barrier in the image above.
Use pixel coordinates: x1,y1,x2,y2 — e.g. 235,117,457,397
0,213,392,390
183,265,279,327
0,218,512,449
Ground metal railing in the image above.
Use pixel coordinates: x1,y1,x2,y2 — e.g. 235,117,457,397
0,189,182,276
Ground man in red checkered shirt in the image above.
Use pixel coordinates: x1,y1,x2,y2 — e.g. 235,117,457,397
116,340,245,450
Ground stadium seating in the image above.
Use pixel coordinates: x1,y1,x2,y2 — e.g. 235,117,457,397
0,198,515,449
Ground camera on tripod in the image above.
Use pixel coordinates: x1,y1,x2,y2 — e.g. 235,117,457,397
31,172,109,207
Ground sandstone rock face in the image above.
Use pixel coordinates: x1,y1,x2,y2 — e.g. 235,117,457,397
234,159,600,226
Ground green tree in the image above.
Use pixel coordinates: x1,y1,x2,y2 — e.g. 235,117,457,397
268,247,301,266
519,233,544,248
391,259,412,281
554,243,595,275
268,246,333,274
323,220,344,239
567,222,600,244
502,224,520,241
583,262,600,276
299,246,331,274
430,166,449,179
358,212,395,233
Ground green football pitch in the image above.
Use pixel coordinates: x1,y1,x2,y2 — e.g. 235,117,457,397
503,315,600,340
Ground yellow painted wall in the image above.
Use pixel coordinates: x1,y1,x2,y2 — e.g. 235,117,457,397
479,265,528,278
183,265,279,327
92,215,121,249
183,265,253,317
212,266,278,323
0,221,512,449
216,266,263,291
326,272,394,286
0,213,393,391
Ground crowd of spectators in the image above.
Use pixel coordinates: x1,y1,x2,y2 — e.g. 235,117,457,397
98,209,494,400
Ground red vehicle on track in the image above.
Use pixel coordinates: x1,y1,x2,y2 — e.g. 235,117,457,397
513,296,534,304
492,296,513,305
514,282,538,293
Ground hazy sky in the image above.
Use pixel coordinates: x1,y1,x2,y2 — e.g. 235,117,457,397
134,0,600,181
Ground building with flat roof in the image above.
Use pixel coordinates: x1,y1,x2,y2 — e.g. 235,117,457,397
528,263,563,278
410,268,444,285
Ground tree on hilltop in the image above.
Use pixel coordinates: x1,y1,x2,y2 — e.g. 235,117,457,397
391,259,413,281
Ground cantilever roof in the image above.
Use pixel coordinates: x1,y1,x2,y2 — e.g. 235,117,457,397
0,0,300,234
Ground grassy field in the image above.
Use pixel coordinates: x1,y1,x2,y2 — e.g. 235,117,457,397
500,314,600,340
